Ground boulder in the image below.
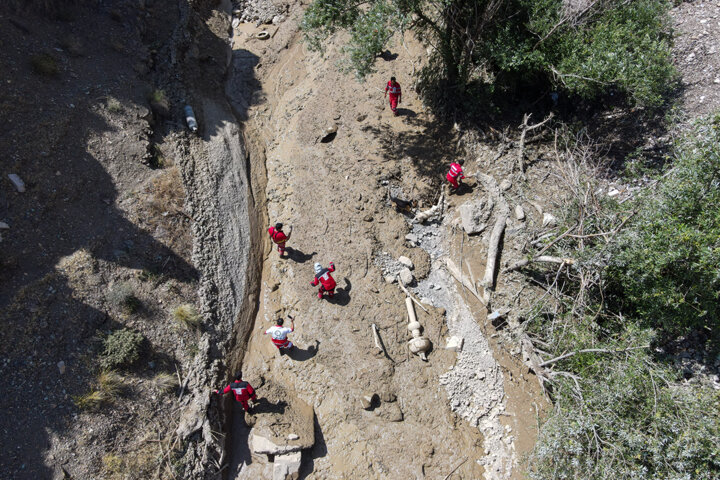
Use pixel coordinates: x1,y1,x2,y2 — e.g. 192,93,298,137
445,336,464,352
542,213,557,228
250,383,315,455
514,205,525,221
397,256,414,269
458,198,493,235
398,268,414,286
273,451,302,480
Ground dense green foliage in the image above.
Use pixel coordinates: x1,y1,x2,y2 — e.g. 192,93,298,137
526,115,720,479
302,0,676,106
101,328,145,370
611,115,720,339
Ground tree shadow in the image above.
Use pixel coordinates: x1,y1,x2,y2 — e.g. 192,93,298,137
288,340,320,362
298,415,328,480
286,247,317,264
327,278,351,306
379,50,398,61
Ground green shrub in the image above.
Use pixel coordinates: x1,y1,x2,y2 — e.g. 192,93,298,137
100,328,144,370
610,114,720,343
529,354,720,480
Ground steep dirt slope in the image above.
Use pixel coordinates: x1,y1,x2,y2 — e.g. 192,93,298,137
216,4,547,479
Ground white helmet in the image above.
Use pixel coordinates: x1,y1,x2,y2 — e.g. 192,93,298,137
314,262,322,274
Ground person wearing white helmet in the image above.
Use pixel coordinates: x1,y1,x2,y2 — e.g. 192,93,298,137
310,261,336,300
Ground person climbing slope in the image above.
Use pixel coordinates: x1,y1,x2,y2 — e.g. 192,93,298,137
384,76,402,116
268,222,292,257
265,316,295,355
311,261,336,299
446,161,465,193
215,372,258,413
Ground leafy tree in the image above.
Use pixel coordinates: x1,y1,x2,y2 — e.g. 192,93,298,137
610,113,720,342
302,0,676,106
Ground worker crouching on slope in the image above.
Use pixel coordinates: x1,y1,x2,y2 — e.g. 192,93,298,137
265,316,295,355
446,161,465,193
311,261,336,300
384,76,402,116
268,222,292,257
215,372,258,413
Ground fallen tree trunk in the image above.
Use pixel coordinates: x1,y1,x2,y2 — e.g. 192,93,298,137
503,255,574,274
476,173,510,291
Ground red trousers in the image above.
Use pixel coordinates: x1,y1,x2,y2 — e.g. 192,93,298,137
447,173,460,189
389,95,399,114
276,243,286,255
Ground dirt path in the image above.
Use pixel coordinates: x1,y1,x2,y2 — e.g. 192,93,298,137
221,4,546,479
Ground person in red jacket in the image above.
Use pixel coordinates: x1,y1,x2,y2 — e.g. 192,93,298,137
311,261,336,299
268,222,292,256
264,316,295,355
215,372,258,412
446,162,465,193
384,76,402,116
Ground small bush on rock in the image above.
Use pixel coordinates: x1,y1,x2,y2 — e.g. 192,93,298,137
100,328,144,370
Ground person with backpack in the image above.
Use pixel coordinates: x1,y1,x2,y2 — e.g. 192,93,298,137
268,222,292,257
311,261,336,300
215,372,258,413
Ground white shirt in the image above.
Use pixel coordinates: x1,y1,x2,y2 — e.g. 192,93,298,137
265,325,293,340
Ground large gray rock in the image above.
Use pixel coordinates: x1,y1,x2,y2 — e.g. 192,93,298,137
250,384,315,455
273,451,301,480
458,198,493,235
398,268,414,286
397,256,414,269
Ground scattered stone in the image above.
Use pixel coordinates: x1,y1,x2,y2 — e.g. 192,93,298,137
514,205,525,221
8,174,25,193
287,433,299,441
380,391,396,403
360,395,373,410
499,179,512,191
458,198,493,235
542,213,557,228
487,310,505,321
405,233,418,244
273,451,301,480
398,268,414,286
356,114,367,122
384,274,397,284
0,222,9,229
363,215,373,222
397,256,414,269
607,187,620,197
445,336,464,352
319,124,337,143
381,402,404,422
57,361,66,374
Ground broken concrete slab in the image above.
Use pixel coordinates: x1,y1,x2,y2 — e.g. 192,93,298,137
273,451,301,480
458,198,493,235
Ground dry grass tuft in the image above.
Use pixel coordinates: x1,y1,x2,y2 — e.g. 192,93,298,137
152,373,178,392
173,304,201,329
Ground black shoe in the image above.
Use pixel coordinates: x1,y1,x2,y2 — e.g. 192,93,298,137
279,349,285,356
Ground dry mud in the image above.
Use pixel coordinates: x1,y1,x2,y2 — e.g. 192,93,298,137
217,3,547,479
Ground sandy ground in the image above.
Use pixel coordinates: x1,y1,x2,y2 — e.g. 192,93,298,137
220,4,547,479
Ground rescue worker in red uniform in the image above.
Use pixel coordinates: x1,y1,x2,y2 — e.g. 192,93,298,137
215,372,258,413
384,77,402,116
446,162,465,193
311,261,336,299
264,316,295,355
268,222,292,256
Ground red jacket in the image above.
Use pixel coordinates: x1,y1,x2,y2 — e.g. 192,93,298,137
268,226,288,245
386,81,401,97
311,262,336,290
222,380,257,403
447,163,464,181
